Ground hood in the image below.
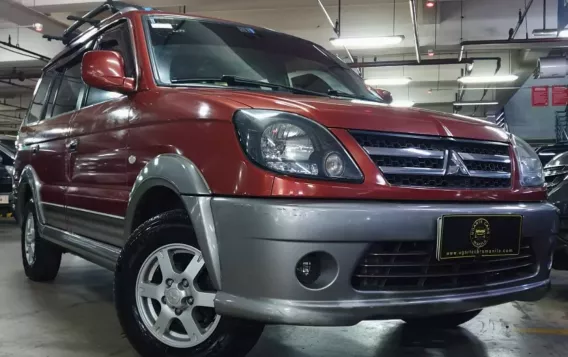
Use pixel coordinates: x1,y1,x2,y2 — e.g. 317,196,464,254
205,89,510,143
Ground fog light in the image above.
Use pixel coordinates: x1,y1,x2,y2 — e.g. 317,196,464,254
296,253,321,286
324,152,345,177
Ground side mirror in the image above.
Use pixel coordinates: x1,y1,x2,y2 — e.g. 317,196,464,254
373,88,393,104
82,50,135,94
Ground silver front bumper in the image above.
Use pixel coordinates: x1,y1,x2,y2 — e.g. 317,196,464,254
207,198,558,326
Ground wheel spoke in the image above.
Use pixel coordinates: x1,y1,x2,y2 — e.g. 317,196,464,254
194,290,216,308
183,254,205,281
153,307,174,336
138,282,163,300
157,248,176,277
178,311,203,338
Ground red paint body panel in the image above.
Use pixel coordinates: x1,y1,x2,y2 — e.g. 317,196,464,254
66,98,131,218
14,9,547,228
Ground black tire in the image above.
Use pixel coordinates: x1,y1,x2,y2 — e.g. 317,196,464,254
114,209,264,357
403,310,482,328
21,200,62,282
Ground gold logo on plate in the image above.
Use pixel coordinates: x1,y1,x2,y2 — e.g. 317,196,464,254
470,218,491,249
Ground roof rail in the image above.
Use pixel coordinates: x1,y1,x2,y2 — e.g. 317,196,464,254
42,0,150,45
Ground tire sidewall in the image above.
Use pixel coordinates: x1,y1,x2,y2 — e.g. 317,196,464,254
115,214,261,357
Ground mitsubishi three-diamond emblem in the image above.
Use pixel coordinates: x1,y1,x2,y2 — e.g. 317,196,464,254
446,151,470,176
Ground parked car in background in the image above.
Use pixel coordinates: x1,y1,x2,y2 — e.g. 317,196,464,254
12,3,558,357
544,152,568,270
0,135,16,217
536,143,568,166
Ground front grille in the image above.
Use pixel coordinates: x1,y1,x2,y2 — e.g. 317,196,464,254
0,182,11,194
544,165,568,191
350,131,512,188
352,238,536,291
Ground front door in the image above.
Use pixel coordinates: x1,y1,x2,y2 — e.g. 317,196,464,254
65,21,136,247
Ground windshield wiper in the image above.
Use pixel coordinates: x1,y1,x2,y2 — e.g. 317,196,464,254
171,75,328,97
328,89,381,103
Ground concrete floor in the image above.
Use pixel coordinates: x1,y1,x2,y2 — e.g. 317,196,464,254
1,219,568,357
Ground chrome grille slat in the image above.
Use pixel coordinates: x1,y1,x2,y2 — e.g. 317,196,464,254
364,147,445,159
458,152,511,163
350,130,512,189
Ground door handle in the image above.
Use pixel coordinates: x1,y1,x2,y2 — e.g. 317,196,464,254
31,145,39,154
67,139,79,152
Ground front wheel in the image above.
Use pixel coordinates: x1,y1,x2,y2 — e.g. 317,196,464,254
403,310,482,328
114,209,264,357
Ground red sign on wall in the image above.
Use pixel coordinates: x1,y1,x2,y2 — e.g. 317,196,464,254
532,86,549,106
552,86,568,106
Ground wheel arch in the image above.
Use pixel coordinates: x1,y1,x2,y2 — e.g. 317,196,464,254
125,154,221,289
15,166,44,227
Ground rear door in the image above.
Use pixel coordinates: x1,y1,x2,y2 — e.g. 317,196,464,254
66,21,135,246
18,68,74,230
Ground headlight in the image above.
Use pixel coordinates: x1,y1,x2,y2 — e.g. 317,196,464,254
234,109,363,182
511,135,544,187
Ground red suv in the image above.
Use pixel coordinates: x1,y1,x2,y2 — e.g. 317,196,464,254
13,3,558,357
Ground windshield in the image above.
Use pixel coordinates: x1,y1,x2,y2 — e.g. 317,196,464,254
144,15,379,102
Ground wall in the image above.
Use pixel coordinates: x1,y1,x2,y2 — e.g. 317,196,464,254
505,76,568,141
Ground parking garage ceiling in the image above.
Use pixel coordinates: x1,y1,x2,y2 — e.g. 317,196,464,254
0,0,565,133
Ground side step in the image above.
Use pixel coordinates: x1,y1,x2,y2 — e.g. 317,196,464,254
41,225,121,271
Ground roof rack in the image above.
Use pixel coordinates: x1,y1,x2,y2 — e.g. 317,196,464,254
42,0,150,45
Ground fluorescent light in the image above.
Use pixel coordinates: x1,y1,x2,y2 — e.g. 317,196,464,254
457,75,518,84
330,36,404,49
453,101,499,106
533,29,558,37
390,100,415,108
559,29,568,38
364,77,412,86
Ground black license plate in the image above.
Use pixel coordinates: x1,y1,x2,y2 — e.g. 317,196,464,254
436,215,523,260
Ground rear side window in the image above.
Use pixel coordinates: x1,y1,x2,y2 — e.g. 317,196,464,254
52,61,83,117
44,75,62,120
27,71,55,124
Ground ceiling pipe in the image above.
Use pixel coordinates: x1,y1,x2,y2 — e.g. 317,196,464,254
509,0,535,40
349,57,500,69
458,38,568,62
409,0,421,63
0,40,50,62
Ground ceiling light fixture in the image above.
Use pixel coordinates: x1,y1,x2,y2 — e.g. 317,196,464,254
457,75,519,84
533,29,558,37
390,100,415,108
330,36,405,49
453,101,499,106
364,77,412,86
426,1,435,8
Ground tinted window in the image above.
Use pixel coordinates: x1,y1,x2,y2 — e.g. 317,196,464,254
85,22,134,107
0,150,13,166
27,71,55,124
0,140,15,153
44,74,62,120
52,61,83,117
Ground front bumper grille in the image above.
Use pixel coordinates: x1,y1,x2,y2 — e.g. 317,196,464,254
350,131,512,189
352,238,536,291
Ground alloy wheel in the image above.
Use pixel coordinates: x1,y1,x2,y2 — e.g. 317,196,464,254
135,243,220,348
24,213,36,265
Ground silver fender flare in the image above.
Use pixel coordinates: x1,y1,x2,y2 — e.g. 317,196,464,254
125,154,222,289
16,165,45,226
